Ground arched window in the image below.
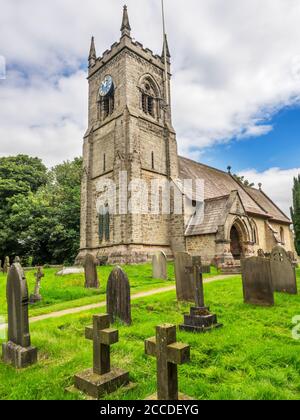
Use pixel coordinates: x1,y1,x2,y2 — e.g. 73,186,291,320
251,219,259,244
139,76,160,120
98,204,110,243
99,92,114,121
280,227,285,244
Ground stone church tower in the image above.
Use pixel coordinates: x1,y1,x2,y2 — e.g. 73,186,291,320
78,6,180,263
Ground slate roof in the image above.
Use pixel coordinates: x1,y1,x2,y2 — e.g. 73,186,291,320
185,196,228,236
244,186,291,224
178,156,291,226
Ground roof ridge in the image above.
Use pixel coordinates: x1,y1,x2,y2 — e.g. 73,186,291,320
257,188,291,222
178,155,230,176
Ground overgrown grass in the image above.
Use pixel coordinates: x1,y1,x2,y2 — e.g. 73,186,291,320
0,272,299,400
0,264,220,318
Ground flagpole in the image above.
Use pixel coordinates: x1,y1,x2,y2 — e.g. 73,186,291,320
161,0,169,107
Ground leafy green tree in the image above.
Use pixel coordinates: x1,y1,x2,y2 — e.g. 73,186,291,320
291,175,300,256
233,174,255,188
0,155,48,262
7,158,82,265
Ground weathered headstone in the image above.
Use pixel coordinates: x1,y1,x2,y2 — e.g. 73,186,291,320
179,256,222,333
83,253,99,289
56,267,84,276
3,256,10,274
145,324,191,400
241,257,274,306
2,263,37,368
152,251,167,280
257,249,265,258
270,246,298,295
106,267,131,325
74,314,129,399
30,267,45,303
174,252,194,301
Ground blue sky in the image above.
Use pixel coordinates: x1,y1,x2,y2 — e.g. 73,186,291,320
201,106,300,173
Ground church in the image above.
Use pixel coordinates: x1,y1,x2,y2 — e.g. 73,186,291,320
77,6,295,268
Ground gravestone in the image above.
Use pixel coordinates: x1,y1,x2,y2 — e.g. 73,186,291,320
3,256,10,274
179,256,222,333
174,252,194,301
287,251,298,267
30,267,45,303
74,314,129,399
56,267,84,276
2,263,37,368
241,257,274,306
270,246,297,295
257,249,265,258
106,267,131,325
152,251,167,280
145,324,191,400
83,253,99,289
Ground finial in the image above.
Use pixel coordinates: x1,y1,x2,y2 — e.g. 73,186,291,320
88,36,96,67
227,166,232,174
258,182,262,190
121,5,131,38
162,34,171,60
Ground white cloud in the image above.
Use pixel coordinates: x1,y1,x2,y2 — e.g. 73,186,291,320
239,167,300,216
0,0,299,171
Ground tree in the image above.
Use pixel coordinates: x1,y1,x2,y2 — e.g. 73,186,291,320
291,175,300,256
0,155,48,262
7,158,83,265
233,174,255,188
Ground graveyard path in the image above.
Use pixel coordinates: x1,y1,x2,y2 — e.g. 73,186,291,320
0,274,234,329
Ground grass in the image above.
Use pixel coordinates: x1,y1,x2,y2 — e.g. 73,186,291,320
0,264,220,318
0,271,299,400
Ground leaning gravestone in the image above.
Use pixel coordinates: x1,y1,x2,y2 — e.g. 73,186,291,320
174,252,194,301
2,263,37,368
83,253,99,289
3,256,10,274
270,246,298,295
106,267,131,325
241,257,274,306
152,251,167,280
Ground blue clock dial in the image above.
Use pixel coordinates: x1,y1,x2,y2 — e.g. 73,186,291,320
99,75,114,97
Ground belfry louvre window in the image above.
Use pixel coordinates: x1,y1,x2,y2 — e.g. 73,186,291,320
101,94,114,120
140,78,158,119
142,94,154,117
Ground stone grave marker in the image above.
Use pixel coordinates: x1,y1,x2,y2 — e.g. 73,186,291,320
74,314,129,399
174,252,194,301
30,267,45,303
257,249,265,258
152,251,167,280
179,256,222,333
83,253,99,289
241,257,274,306
270,246,297,295
145,324,191,400
2,262,37,368
3,256,10,274
106,267,131,325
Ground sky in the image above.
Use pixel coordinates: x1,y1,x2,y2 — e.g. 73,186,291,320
0,0,300,215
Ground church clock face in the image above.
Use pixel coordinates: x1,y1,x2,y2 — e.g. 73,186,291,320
99,75,114,97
